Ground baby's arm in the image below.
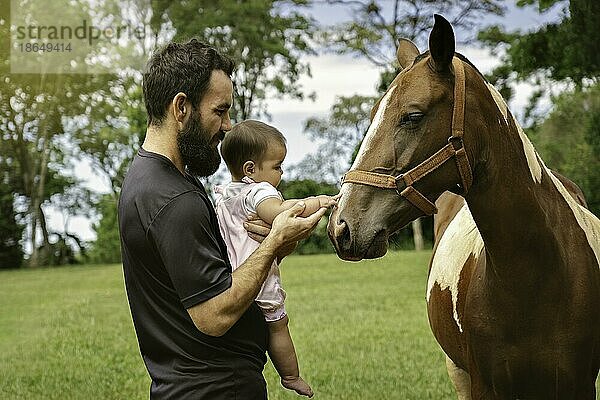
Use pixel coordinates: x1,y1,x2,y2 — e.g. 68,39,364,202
256,195,335,225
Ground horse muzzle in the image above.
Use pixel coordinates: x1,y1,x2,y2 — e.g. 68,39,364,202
327,207,389,261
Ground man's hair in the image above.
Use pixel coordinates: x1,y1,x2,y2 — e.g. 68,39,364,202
221,120,287,178
143,39,234,126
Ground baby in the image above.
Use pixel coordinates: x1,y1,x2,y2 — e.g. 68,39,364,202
215,120,336,397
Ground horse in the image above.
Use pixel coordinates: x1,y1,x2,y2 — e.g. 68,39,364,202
328,14,600,399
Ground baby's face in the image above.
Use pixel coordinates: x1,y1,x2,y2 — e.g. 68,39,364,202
252,143,286,188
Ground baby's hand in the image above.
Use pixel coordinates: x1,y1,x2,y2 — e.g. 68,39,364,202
316,194,337,209
281,376,314,398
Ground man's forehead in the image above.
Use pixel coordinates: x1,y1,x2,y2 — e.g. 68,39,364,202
204,70,233,106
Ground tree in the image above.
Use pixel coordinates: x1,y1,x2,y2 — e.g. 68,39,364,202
150,0,317,121
74,80,147,197
529,84,600,215
479,0,599,87
1,0,124,266
73,0,168,198
0,161,23,269
88,194,122,264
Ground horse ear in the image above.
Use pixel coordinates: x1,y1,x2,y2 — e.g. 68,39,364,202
396,38,420,70
428,14,455,72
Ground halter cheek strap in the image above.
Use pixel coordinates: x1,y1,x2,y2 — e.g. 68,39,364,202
341,58,472,216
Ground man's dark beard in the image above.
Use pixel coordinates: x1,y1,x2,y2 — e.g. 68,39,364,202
177,113,222,177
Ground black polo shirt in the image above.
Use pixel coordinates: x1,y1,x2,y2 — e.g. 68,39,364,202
119,148,268,399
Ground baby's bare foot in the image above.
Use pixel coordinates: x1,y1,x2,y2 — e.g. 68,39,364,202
281,376,314,398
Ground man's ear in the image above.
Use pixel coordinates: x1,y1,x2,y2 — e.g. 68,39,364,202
397,38,420,70
242,160,256,176
172,92,189,125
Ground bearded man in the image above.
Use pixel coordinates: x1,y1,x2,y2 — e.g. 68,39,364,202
118,39,326,399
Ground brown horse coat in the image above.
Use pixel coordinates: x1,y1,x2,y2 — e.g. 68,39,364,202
329,14,600,399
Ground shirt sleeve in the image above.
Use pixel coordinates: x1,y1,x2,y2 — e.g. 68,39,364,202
148,191,232,309
244,182,283,214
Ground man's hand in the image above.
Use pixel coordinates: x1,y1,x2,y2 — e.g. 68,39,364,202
244,216,297,261
268,202,327,248
244,215,271,243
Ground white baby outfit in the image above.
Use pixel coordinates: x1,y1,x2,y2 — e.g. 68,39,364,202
214,177,287,322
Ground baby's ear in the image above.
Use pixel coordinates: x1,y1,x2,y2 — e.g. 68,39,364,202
242,160,255,176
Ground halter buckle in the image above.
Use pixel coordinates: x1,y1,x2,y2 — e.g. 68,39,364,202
448,135,464,151
394,174,406,195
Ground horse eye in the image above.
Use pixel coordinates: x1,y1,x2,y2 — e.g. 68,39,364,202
400,112,424,126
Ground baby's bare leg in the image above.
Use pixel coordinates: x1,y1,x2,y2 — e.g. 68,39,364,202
267,315,313,398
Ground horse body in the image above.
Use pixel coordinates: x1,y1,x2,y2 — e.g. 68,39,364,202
328,15,600,399
430,187,599,398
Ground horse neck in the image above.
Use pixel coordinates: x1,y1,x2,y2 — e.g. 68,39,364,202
462,91,567,281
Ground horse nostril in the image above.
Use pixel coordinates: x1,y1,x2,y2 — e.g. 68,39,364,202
335,218,351,249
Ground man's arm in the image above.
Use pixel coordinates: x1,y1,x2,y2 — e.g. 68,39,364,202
187,202,327,337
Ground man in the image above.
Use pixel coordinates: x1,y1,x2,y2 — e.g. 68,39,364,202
118,39,328,399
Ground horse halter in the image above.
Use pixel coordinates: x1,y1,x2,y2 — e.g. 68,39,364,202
341,57,473,216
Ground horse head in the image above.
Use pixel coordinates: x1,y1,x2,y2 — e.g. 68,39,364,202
329,14,489,261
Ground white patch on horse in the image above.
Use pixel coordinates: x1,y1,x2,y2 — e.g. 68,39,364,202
514,118,542,183
338,85,397,207
544,162,600,266
351,85,396,170
486,83,542,183
428,201,484,332
486,82,508,124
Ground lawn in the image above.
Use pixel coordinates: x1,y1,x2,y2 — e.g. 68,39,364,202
1,251,597,399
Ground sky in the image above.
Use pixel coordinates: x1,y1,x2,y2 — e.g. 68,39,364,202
45,1,565,244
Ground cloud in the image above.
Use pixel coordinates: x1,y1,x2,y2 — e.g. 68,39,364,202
266,53,381,114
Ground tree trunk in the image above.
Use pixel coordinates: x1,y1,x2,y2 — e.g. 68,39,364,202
26,95,52,267
37,204,52,264
28,207,39,267
412,219,424,251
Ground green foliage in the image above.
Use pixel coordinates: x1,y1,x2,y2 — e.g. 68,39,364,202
279,179,339,254
479,0,600,87
150,0,317,121
88,195,122,264
74,78,145,196
0,0,119,266
0,169,23,269
529,84,600,215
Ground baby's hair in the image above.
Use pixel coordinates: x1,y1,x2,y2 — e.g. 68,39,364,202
221,120,287,178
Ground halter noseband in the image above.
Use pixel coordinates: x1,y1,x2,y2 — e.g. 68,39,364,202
341,57,473,216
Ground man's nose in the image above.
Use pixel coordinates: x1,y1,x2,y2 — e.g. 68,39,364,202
221,114,232,131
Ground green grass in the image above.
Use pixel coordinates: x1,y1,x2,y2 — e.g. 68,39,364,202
1,252,597,399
